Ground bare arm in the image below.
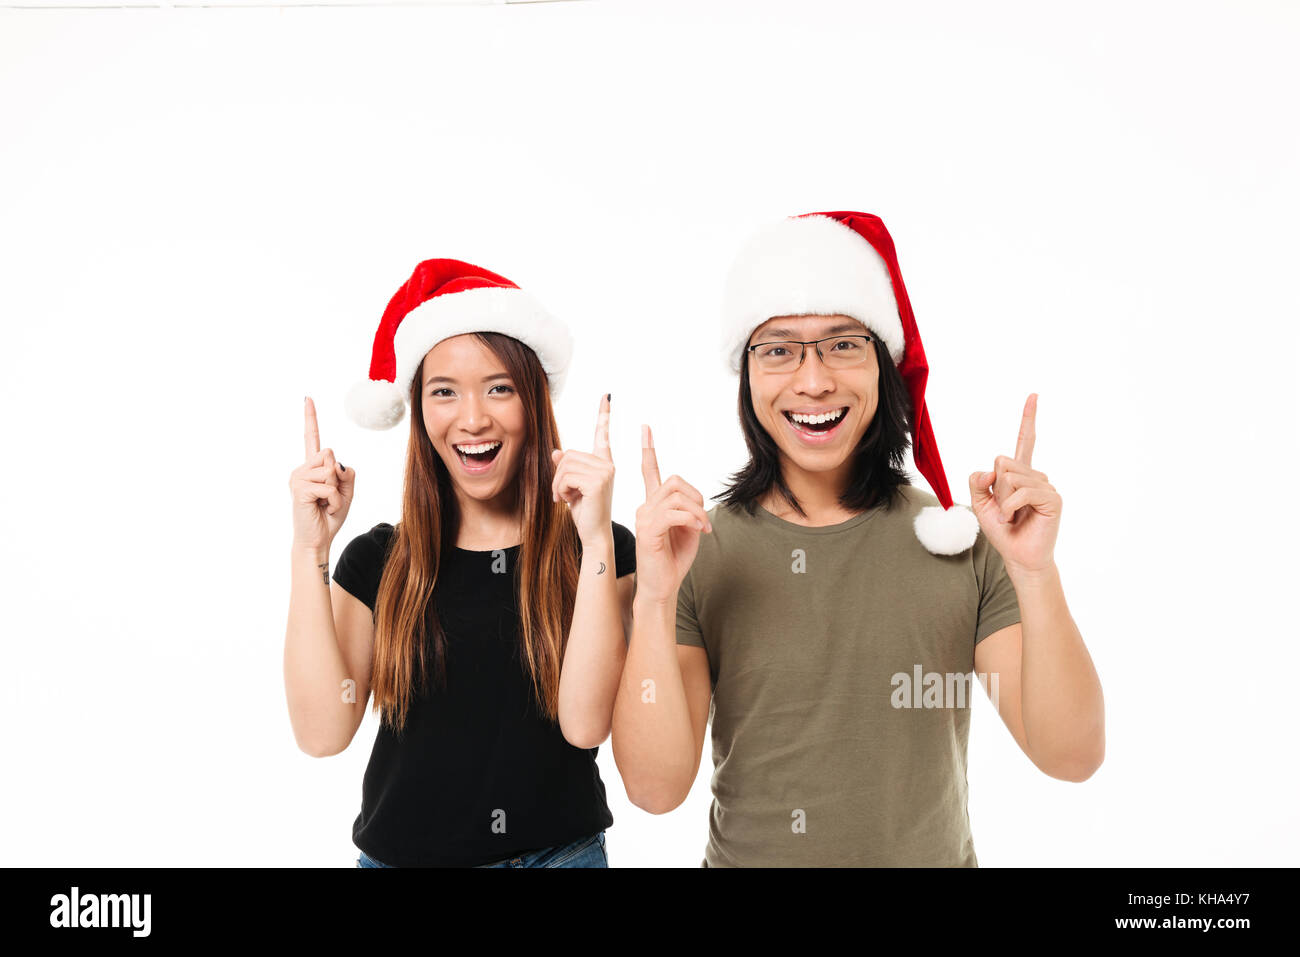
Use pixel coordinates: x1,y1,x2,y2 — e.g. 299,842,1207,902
283,546,374,756
609,423,714,814
611,593,712,813
283,395,369,757
974,569,1104,781
557,527,634,748
552,395,636,749
969,394,1104,782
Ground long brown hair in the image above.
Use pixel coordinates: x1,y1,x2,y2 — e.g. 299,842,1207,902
369,332,581,734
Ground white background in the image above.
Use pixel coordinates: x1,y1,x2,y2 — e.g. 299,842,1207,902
1,0,1296,867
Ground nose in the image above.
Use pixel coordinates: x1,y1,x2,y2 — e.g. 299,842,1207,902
789,344,836,395
458,394,491,433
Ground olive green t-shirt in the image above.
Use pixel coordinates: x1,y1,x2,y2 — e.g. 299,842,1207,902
675,483,1022,867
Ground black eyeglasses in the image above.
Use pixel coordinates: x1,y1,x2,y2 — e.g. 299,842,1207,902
746,334,875,372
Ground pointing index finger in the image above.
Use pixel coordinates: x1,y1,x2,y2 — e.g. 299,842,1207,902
304,396,321,459
1014,393,1037,466
594,393,612,461
641,423,661,495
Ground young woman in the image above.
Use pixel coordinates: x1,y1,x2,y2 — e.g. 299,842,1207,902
284,258,635,868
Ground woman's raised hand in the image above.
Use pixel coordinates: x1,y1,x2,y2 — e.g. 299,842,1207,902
290,396,356,552
551,393,615,547
634,424,712,603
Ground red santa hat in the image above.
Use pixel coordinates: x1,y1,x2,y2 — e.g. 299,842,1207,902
345,258,573,430
721,211,979,556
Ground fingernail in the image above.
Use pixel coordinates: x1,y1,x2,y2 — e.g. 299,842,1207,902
337,462,345,473
606,393,611,403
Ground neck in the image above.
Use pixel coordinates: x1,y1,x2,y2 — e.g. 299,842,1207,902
452,484,523,550
761,457,858,527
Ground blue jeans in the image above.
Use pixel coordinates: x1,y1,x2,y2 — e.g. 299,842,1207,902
356,830,607,868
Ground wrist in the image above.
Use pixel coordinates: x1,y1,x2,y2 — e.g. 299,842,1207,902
578,524,615,552
1005,559,1060,590
633,590,676,614
292,542,331,565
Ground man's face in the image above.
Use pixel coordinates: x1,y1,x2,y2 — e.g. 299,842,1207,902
419,334,527,505
745,314,880,477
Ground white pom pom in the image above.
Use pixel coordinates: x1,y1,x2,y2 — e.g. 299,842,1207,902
345,378,407,430
914,504,979,555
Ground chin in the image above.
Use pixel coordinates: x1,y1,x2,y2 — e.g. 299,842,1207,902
785,445,853,472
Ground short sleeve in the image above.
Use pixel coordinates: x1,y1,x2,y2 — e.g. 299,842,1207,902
611,521,636,578
973,535,1023,645
331,523,396,613
675,566,706,648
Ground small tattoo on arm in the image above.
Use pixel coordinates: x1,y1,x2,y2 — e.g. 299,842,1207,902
597,561,606,575
318,562,329,586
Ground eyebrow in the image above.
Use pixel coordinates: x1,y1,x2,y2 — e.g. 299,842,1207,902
757,321,866,340
424,373,513,387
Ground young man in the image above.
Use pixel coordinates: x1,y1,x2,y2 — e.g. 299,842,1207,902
611,211,1104,867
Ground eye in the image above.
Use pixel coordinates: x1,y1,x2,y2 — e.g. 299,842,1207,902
759,344,790,357
489,384,515,395
429,388,453,398
830,337,865,353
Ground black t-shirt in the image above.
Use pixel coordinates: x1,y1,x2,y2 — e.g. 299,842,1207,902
331,520,635,867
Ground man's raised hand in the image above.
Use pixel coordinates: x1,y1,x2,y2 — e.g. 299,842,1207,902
634,423,712,603
968,393,1061,576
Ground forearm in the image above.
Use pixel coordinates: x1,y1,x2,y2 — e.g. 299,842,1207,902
1011,562,1105,780
284,545,353,756
558,532,625,747
611,594,698,810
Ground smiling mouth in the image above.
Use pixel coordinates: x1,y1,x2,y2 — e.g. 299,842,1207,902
782,407,849,434
453,440,502,468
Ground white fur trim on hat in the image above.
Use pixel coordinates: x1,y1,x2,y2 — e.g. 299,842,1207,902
721,214,905,372
347,284,573,430
394,285,572,398
913,504,980,555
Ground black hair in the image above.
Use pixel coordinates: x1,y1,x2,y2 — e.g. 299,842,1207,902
714,332,914,518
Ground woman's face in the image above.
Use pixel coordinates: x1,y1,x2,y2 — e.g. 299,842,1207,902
419,334,527,506
746,314,880,477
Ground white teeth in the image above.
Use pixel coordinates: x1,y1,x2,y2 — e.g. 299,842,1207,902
454,441,501,454
789,408,846,425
